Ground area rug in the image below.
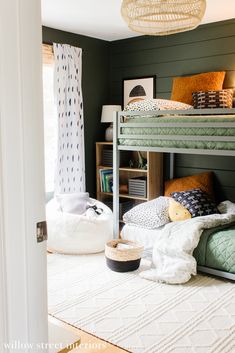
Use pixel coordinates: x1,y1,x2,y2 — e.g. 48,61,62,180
47,253,235,353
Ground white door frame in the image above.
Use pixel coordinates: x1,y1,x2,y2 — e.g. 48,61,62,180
0,1,48,351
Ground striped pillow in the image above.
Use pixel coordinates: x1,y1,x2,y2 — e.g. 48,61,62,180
192,89,233,109
171,188,218,218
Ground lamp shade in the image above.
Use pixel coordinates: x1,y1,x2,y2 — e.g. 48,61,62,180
101,105,122,123
121,0,206,36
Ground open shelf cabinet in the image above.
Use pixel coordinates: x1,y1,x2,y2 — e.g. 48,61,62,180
96,142,163,222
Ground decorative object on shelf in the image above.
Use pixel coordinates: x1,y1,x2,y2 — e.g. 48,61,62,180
121,0,206,36
128,152,147,170
123,76,156,108
119,184,128,194
129,159,134,168
128,176,147,198
137,151,147,170
101,105,122,141
102,147,113,166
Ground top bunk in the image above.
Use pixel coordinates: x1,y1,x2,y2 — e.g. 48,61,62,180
114,108,235,156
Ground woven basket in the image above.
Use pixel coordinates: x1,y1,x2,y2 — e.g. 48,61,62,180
105,239,144,272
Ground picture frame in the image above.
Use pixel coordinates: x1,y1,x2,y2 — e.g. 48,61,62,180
122,75,156,108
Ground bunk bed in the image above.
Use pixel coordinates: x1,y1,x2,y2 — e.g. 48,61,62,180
113,108,235,281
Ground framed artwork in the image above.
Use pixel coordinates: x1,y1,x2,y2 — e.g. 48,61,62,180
122,75,156,108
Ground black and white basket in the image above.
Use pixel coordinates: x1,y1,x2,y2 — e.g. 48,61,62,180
192,89,233,109
105,239,144,272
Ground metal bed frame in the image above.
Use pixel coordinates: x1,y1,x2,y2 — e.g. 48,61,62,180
113,108,235,281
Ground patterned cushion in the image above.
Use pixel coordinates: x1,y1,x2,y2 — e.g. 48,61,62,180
171,188,219,218
125,98,193,112
192,89,233,109
171,71,226,105
123,196,170,229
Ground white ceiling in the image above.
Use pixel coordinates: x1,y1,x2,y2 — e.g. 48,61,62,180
41,0,235,41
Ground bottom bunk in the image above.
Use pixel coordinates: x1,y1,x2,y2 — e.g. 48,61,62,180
194,223,235,278
121,221,235,281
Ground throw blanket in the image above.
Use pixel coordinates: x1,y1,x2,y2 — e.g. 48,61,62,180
140,201,235,284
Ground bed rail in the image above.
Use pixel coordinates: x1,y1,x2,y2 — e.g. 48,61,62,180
113,108,235,239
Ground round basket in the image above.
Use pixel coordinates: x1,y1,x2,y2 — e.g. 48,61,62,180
105,239,144,272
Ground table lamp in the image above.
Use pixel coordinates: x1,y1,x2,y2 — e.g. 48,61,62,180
101,105,122,141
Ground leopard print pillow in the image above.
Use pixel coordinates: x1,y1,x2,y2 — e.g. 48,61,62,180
123,196,170,229
125,99,193,112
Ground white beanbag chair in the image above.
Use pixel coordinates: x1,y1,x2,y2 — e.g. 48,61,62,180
46,198,113,254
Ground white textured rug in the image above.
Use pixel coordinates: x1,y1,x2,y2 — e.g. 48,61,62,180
47,253,235,353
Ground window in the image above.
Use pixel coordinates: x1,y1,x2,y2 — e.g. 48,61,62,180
42,44,57,194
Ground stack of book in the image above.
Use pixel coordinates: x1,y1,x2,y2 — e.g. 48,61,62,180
99,169,113,193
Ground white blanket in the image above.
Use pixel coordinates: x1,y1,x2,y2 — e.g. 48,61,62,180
140,201,235,284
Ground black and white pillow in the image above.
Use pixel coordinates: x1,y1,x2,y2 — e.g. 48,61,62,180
192,89,233,109
171,188,218,218
125,99,193,112
123,196,170,229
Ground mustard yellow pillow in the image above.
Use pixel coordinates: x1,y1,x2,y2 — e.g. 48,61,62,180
168,199,192,222
171,72,226,105
164,171,214,200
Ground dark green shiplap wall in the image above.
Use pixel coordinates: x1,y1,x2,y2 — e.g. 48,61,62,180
110,19,235,101
42,26,110,197
109,19,235,202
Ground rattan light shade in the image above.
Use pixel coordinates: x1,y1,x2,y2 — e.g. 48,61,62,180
121,0,206,36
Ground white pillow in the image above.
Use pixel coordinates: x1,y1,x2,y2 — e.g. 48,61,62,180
125,98,193,112
123,196,170,229
56,192,89,215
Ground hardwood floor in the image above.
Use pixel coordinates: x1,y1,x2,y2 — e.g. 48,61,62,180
49,316,129,353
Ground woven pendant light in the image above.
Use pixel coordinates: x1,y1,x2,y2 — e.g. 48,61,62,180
121,0,206,36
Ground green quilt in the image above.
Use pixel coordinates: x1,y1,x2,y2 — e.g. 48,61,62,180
194,224,235,273
119,116,235,150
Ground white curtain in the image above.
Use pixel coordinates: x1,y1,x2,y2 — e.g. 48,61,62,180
53,43,85,194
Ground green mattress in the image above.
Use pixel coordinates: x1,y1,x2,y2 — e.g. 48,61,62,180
194,224,235,274
119,116,235,150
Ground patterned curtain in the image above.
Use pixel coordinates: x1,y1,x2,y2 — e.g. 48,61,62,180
53,43,85,194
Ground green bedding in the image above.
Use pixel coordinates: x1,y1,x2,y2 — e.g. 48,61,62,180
194,224,235,273
119,116,235,150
